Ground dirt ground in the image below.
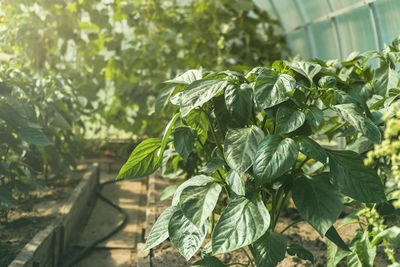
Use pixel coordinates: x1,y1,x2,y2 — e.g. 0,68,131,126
0,167,86,267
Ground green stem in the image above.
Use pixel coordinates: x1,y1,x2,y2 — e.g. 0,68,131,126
280,219,304,234
241,247,255,267
205,111,224,157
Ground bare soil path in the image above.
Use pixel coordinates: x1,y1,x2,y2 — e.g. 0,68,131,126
64,160,147,267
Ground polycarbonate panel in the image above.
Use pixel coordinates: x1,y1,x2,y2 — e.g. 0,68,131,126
298,0,330,23
309,20,339,60
374,0,400,46
253,0,279,20
274,0,304,31
336,6,377,58
331,0,362,11
287,28,312,59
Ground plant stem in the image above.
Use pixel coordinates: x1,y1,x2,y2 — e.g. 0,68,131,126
280,219,304,234
241,247,255,267
205,111,224,157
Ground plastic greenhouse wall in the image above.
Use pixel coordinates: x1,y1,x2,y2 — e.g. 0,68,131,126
254,0,400,61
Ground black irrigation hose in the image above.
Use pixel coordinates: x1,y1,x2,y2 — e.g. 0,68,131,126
60,179,128,267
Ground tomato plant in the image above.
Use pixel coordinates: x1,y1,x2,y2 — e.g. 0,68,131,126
118,36,400,266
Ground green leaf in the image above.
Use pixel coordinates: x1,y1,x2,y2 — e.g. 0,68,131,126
305,106,323,128
180,79,228,116
294,136,327,163
254,69,295,110
199,157,225,174
155,85,175,116
0,186,19,208
254,232,287,267
373,65,399,96
326,226,350,251
328,150,386,203
327,240,350,267
165,69,203,84
348,231,376,267
318,76,337,88
286,61,322,85
371,226,400,248
275,106,305,135
223,126,264,174
172,175,215,206
253,136,299,184
180,182,221,227
333,103,381,144
186,109,209,144
143,206,180,251
174,126,195,161
225,170,245,196
52,111,72,131
224,83,253,125
292,174,343,236
191,256,227,267
287,244,314,264
117,138,162,179
168,208,208,260
161,113,181,156
211,196,270,254
160,185,179,201
18,127,52,146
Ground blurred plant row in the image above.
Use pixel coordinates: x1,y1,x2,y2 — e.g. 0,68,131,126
0,0,284,221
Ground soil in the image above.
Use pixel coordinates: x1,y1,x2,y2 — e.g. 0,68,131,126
0,165,88,267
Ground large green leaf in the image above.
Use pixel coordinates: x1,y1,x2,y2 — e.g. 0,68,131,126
174,126,195,161
155,85,175,116
172,175,215,205
348,231,376,267
143,206,179,251
294,136,327,163
199,157,225,175
305,107,323,128
254,232,287,267
292,174,343,236
371,226,400,248
253,136,299,184
185,109,209,143
328,150,386,203
17,127,52,146
192,256,227,267
117,138,162,179
275,106,305,135
373,65,398,96
179,79,228,116
165,69,203,84
160,113,181,156
332,103,381,144
168,208,208,260
225,170,245,196
325,226,350,251
286,61,321,85
223,126,264,174
253,69,295,110
224,83,253,125
180,182,222,227
160,185,179,201
211,196,270,254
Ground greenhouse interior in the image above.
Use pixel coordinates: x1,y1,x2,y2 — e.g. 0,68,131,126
1,0,400,266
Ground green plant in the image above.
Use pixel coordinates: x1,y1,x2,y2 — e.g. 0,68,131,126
117,37,400,266
0,66,87,222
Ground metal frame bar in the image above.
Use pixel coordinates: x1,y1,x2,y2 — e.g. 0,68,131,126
284,0,377,35
366,0,383,50
326,0,344,60
293,0,317,58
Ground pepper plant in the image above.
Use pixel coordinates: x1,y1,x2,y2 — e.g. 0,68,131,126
117,37,400,266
